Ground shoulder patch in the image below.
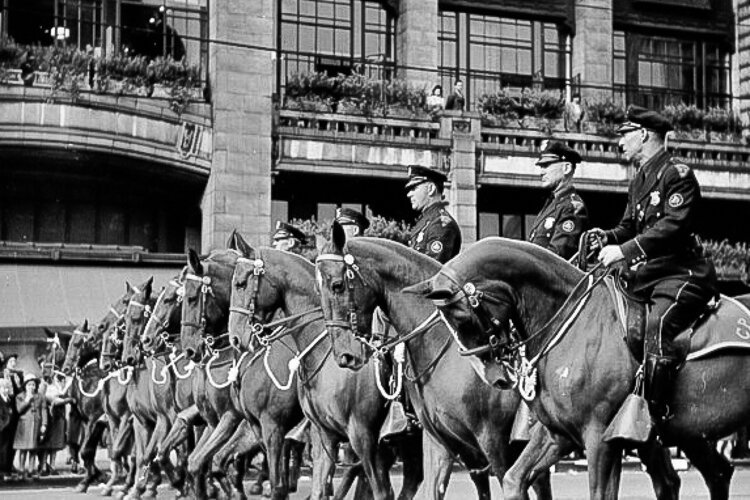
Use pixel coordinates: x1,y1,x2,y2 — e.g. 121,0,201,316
673,163,690,178
439,214,452,227
429,241,443,254
561,220,575,233
668,193,684,208
571,198,584,212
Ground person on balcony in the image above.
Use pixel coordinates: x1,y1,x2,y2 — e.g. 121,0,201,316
20,53,36,87
529,140,589,260
590,105,718,421
444,79,465,111
426,84,445,117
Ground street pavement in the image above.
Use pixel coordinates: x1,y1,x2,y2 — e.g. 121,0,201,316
1,467,749,499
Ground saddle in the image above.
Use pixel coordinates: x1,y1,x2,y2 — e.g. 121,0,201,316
605,276,750,363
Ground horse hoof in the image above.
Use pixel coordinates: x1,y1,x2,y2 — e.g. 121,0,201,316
247,483,263,496
101,486,113,497
262,482,271,498
114,491,126,500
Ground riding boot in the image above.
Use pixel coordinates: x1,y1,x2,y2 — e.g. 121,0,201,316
644,353,679,422
379,401,409,442
284,418,311,444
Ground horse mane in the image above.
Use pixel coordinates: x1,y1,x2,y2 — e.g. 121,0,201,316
204,248,240,267
345,238,441,285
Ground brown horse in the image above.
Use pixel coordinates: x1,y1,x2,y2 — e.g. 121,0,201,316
315,225,552,500
120,278,187,500
182,247,303,500
411,237,747,499
227,236,423,500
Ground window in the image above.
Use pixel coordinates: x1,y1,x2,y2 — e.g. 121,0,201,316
614,30,730,109
439,10,568,109
279,0,396,90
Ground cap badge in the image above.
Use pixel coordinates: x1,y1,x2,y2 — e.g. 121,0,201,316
649,191,661,206
561,220,575,233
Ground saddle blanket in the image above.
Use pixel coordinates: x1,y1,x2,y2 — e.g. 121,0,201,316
685,295,750,361
605,277,750,362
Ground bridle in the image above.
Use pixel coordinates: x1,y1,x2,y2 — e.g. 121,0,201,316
183,271,230,355
315,252,375,347
142,280,184,356
230,250,323,351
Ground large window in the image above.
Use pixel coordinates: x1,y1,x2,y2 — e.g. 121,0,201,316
279,0,396,90
439,10,568,108
613,30,730,109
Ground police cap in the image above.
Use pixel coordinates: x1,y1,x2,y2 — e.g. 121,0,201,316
616,105,673,135
405,165,447,192
335,208,370,231
536,140,582,167
273,221,307,244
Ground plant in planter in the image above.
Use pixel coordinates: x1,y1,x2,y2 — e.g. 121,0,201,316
478,90,520,127
703,107,740,143
584,100,626,137
662,103,704,140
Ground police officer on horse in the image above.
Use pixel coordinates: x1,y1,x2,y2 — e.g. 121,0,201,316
590,106,718,420
530,140,589,260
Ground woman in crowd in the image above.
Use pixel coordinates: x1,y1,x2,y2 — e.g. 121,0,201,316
37,373,73,475
13,373,47,480
0,378,16,480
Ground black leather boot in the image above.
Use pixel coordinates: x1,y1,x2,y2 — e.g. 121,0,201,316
644,354,679,422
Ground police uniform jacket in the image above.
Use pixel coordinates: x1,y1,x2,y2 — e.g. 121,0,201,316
409,201,461,264
604,150,717,294
529,183,588,260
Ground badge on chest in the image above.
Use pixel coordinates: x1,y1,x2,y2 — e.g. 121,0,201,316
544,217,555,230
649,191,661,206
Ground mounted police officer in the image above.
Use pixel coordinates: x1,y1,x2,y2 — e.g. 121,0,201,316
530,140,589,260
271,221,307,254
380,166,462,442
405,165,461,264
590,106,718,420
335,207,370,239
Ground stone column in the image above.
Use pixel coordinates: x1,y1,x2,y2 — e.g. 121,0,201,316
441,111,479,246
735,0,750,123
396,0,439,87
572,0,613,102
202,0,273,252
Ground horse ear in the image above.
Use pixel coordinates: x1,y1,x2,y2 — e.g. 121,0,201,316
44,328,56,339
125,281,132,293
401,279,433,296
331,220,346,253
144,276,154,297
188,249,203,275
232,232,254,258
82,319,89,331
226,229,239,249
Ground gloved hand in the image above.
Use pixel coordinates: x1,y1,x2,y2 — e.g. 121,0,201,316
587,228,608,249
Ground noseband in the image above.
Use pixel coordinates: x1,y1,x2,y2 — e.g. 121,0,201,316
228,253,269,345
143,280,184,355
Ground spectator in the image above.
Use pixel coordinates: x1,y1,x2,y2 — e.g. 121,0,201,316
14,373,47,480
38,374,72,476
565,93,585,132
20,53,36,87
444,79,465,111
426,85,445,116
0,378,15,480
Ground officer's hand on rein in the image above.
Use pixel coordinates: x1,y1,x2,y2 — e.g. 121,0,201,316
587,228,607,249
598,245,625,266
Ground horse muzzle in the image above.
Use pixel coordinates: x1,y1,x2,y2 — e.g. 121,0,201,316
485,362,513,390
337,352,364,371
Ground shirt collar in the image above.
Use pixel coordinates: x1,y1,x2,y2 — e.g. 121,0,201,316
552,181,574,200
639,149,670,176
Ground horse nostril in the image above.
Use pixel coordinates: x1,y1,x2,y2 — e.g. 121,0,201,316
142,338,152,348
231,336,240,348
185,348,196,361
338,354,354,368
126,356,135,366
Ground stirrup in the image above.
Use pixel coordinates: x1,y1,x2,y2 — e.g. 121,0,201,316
285,419,311,444
379,402,409,442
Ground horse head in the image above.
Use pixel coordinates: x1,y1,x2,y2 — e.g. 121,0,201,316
181,248,237,362
61,319,93,375
405,237,579,389
100,321,123,373
316,222,395,370
122,277,155,366
141,271,185,354
41,328,68,380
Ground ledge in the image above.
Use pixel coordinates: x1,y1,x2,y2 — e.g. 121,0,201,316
0,241,186,265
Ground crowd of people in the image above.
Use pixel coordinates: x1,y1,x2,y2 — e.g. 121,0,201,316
0,351,79,482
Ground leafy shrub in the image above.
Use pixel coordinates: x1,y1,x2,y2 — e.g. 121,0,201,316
703,239,750,281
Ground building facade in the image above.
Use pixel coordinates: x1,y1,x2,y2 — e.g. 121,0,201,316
1,0,749,355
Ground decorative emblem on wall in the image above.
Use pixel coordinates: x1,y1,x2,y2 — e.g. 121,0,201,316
177,122,204,159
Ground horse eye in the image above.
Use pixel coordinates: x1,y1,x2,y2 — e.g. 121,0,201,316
331,280,345,294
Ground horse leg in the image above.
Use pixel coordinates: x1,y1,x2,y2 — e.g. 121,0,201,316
309,425,338,500
187,424,214,500
636,438,681,500
78,419,106,492
396,432,423,500
261,418,291,500
503,424,572,500
125,419,152,500
419,431,453,500
188,412,241,478
349,422,393,500
467,470,491,500
211,422,260,500
679,435,734,500
584,426,624,500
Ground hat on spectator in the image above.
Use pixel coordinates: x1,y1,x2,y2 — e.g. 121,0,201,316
272,221,307,245
335,208,370,232
616,105,673,136
536,140,582,167
405,165,447,193
23,373,39,387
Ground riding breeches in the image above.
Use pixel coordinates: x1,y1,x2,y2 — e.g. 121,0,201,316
645,279,716,360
